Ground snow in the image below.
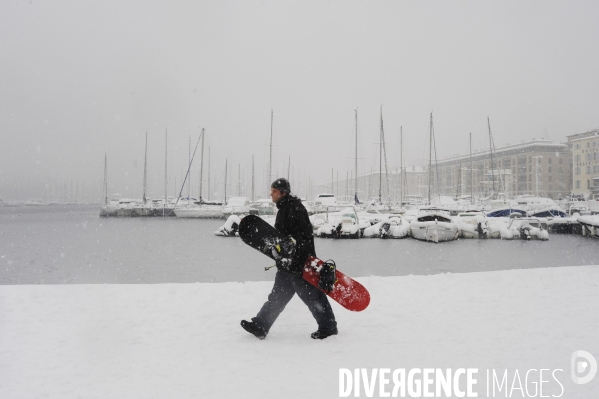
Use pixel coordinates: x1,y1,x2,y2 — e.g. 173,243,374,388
578,214,599,227
2,266,599,398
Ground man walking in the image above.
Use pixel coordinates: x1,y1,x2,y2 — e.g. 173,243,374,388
241,178,338,340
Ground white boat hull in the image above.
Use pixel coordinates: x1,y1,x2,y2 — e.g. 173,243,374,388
99,205,119,217
499,217,549,241
175,206,223,218
410,221,459,242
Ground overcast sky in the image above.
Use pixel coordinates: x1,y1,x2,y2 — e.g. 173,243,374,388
1,0,598,200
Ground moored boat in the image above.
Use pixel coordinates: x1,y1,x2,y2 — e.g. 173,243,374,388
454,211,501,239
314,207,363,239
175,203,223,218
364,216,411,239
500,216,549,240
222,197,250,217
410,210,459,243
577,215,599,238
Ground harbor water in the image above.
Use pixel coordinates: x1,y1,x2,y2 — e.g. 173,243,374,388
1,204,599,285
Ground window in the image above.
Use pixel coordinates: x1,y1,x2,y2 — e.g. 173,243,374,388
587,142,591,148
575,144,581,150
588,180,591,189
576,167,581,175
548,158,552,164
576,154,581,162
576,180,580,189
548,166,552,173
587,166,592,174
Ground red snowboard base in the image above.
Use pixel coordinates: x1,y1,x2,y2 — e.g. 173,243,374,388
302,256,370,312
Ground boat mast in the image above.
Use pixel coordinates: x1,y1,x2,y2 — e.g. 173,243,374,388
168,134,202,215
207,147,211,201
381,108,390,202
470,132,473,205
457,162,462,200
354,109,358,204
143,131,148,203
428,113,433,205
164,128,167,215
268,109,273,188
400,127,403,204
188,136,191,201
345,171,349,202
199,128,205,201
379,106,382,204
488,117,496,198
103,153,108,205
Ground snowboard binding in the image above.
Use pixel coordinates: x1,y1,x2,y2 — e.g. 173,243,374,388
263,236,296,258
318,259,337,292
262,236,296,271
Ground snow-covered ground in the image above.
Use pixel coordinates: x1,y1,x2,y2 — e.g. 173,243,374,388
2,266,599,398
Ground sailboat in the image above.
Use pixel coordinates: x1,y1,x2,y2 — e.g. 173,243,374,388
354,109,360,205
410,113,459,242
174,129,223,218
134,132,153,216
99,153,119,217
152,129,174,216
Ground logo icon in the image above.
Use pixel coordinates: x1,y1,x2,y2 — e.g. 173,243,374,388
571,350,597,384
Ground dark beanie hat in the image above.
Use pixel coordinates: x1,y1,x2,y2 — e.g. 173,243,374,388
271,178,291,193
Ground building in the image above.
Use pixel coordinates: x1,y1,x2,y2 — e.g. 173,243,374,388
567,129,599,200
434,139,571,200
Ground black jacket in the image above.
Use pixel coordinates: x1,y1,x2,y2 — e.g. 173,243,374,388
275,194,316,275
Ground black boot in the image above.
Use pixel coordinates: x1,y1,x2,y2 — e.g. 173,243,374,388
311,327,338,340
241,320,267,340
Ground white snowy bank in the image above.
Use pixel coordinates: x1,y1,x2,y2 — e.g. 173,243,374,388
2,266,599,398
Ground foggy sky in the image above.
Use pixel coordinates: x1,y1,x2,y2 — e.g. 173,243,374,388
1,0,598,200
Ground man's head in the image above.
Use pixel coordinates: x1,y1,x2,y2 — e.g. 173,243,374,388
270,178,290,203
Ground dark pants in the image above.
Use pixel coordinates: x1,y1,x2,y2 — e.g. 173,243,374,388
253,270,337,334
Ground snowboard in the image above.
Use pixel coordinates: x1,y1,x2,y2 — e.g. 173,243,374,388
238,214,370,312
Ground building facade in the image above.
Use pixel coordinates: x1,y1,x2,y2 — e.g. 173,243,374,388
321,138,582,203
567,129,599,199
434,139,571,200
